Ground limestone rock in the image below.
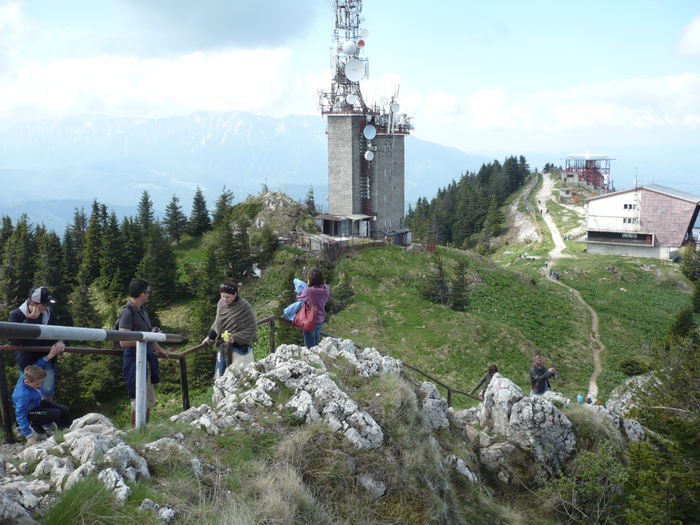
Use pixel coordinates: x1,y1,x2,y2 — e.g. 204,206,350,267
0,477,50,524
418,382,449,429
478,374,524,435
64,461,97,491
444,454,478,482
102,442,150,483
506,396,576,476
97,467,131,505
32,455,75,492
142,438,203,477
357,472,386,498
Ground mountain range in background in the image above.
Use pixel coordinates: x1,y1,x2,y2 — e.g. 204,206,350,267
1,111,696,233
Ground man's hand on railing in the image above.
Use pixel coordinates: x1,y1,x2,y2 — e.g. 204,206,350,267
201,336,214,346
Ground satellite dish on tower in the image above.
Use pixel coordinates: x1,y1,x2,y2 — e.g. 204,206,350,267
344,59,364,82
364,150,374,161
346,94,357,105
356,39,366,48
390,102,400,113
363,125,377,140
378,96,389,106
342,40,357,55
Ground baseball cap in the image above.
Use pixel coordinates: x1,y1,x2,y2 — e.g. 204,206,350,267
28,286,56,305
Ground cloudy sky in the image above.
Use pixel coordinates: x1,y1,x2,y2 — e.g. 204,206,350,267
1,0,699,191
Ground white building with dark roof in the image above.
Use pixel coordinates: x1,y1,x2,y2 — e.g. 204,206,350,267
585,184,700,259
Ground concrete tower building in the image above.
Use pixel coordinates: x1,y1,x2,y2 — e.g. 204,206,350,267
318,0,412,242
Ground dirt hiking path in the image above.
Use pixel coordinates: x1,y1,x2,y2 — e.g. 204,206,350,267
537,173,603,401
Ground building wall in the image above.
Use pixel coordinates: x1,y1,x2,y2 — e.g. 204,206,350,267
327,115,362,216
372,134,405,235
640,191,696,247
587,242,669,259
586,190,642,233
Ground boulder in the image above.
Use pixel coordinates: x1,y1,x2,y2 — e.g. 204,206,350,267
506,396,576,476
418,382,449,429
478,374,524,435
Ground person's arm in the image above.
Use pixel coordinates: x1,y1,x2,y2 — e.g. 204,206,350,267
296,286,310,302
530,366,551,384
13,391,33,439
469,373,488,395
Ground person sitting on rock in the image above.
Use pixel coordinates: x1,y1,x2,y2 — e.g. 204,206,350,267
12,344,71,445
529,353,556,396
469,364,498,400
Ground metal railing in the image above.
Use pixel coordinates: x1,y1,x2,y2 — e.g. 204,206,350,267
1,316,479,443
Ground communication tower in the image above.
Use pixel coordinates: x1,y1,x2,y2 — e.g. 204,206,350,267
318,0,412,240
565,152,614,192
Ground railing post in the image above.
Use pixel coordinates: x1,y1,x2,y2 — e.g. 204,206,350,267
447,389,452,408
135,340,148,429
0,353,15,443
269,320,275,355
179,357,190,411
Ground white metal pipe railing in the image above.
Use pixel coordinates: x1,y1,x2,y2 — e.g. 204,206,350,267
0,321,183,429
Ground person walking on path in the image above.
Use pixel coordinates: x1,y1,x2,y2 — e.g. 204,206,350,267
202,279,257,378
296,268,330,348
530,353,557,395
8,286,65,400
469,364,498,400
13,343,71,445
118,278,168,427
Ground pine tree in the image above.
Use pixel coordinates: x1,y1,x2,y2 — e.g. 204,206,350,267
305,186,318,215
119,217,142,291
137,191,155,233
137,221,178,310
63,207,87,287
681,246,700,282
33,230,64,290
450,257,469,311
163,194,188,243
0,215,13,264
212,186,235,229
0,215,35,307
667,305,697,343
188,186,211,236
693,279,700,314
78,200,104,285
99,211,125,296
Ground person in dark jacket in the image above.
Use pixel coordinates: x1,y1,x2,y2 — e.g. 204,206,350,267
469,364,498,399
296,268,331,348
8,286,65,400
118,278,167,427
530,353,556,395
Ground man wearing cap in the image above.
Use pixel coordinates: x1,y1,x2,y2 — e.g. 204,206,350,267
8,286,65,400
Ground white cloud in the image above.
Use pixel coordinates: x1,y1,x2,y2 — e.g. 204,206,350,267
679,14,700,56
0,48,328,120
0,1,27,75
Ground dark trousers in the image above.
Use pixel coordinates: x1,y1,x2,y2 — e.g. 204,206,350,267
28,400,72,431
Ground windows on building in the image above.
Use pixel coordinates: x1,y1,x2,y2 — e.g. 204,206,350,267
623,203,637,210
622,217,639,224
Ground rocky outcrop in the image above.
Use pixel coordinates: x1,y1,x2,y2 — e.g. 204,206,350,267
0,413,202,521
174,338,399,450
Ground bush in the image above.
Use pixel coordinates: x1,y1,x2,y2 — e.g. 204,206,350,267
619,358,650,376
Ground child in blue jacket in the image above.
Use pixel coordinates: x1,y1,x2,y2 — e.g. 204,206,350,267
12,345,71,445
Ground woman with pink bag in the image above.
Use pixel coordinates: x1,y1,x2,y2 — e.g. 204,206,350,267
296,268,331,348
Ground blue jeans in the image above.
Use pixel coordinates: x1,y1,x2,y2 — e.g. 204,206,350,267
303,322,323,348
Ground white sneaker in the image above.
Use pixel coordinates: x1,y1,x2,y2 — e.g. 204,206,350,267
42,422,58,433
